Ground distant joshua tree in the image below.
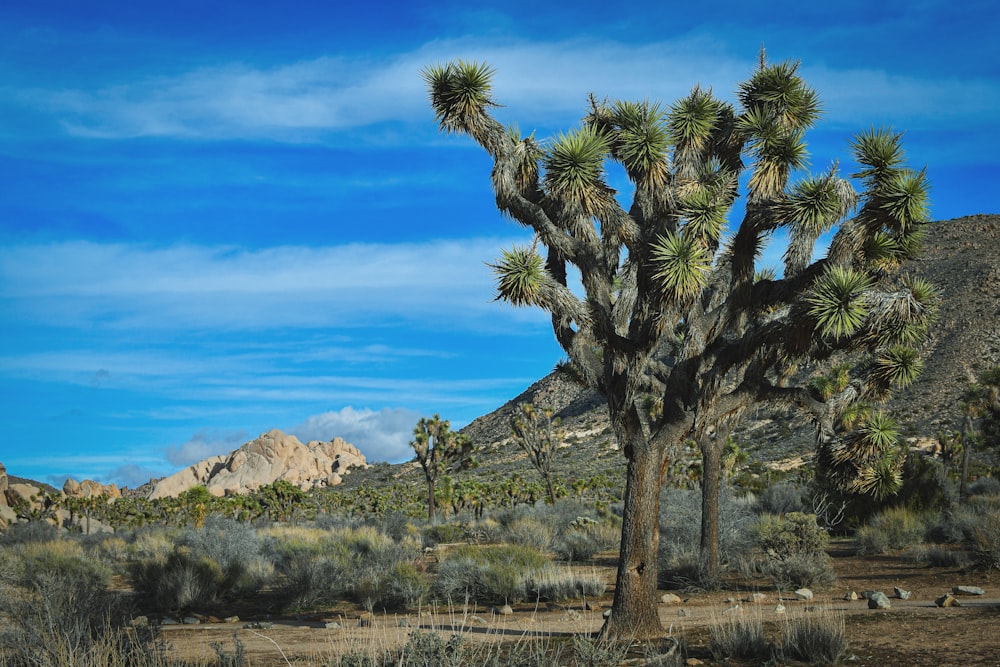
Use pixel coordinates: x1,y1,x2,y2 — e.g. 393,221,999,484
410,414,474,520
510,403,562,504
425,52,935,637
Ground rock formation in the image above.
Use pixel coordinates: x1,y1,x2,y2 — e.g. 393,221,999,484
63,478,121,499
149,429,368,499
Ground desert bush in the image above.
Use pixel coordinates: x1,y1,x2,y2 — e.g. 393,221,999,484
552,516,620,562
780,610,846,664
530,567,606,601
967,476,1000,497
756,512,829,558
130,546,234,612
763,552,837,590
500,515,555,551
422,521,469,546
893,455,956,513
570,635,633,667
0,520,59,544
271,537,351,609
129,519,272,612
658,488,755,588
855,506,927,555
710,611,772,662
0,539,131,666
435,544,548,604
903,544,970,568
964,509,1000,570
755,482,806,515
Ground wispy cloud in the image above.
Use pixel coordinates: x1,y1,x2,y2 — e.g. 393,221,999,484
15,35,994,142
0,237,545,331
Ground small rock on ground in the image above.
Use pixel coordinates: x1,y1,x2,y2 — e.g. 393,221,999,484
953,585,986,596
868,592,891,609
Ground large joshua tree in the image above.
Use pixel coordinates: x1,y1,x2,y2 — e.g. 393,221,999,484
424,54,935,638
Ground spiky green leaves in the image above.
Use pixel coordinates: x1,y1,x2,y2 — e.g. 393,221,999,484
422,61,497,136
543,126,611,212
506,125,543,191
806,266,873,339
651,231,712,300
668,88,719,148
880,168,930,229
489,244,546,307
850,127,906,186
738,60,822,131
678,187,727,242
872,345,923,390
611,100,670,187
784,174,847,234
737,59,819,201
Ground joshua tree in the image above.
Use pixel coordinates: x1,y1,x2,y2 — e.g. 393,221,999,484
410,414,474,520
424,53,934,637
958,365,1000,500
510,402,562,504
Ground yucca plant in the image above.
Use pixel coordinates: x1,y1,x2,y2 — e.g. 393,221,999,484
423,49,934,638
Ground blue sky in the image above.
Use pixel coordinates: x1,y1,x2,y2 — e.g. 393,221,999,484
1,0,997,488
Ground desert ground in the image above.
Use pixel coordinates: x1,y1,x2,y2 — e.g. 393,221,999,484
156,540,1000,666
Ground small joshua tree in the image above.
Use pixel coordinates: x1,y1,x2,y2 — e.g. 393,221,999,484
511,403,562,504
410,414,474,520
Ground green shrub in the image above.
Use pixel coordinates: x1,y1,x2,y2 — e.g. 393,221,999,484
435,544,548,604
964,509,1000,570
756,512,829,558
0,539,128,665
501,516,555,551
551,516,620,562
422,522,468,546
855,506,927,555
780,611,846,664
270,538,351,610
130,546,233,611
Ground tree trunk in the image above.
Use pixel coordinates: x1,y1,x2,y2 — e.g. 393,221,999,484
544,474,557,506
601,434,665,639
960,414,973,503
699,436,722,587
426,478,436,521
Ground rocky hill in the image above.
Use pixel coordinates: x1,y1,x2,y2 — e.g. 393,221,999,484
885,215,1000,434
148,429,369,499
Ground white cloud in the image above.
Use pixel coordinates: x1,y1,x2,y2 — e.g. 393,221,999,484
291,406,422,463
19,35,993,142
165,429,249,467
0,237,546,331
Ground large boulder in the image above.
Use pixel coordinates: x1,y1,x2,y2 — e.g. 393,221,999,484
63,478,121,500
149,429,368,499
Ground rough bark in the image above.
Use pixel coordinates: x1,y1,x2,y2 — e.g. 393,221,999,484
699,436,722,587
426,478,436,521
602,431,665,639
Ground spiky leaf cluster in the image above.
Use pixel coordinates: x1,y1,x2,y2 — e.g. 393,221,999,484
489,244,546,307
422,61,498,137
806,266,873,339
